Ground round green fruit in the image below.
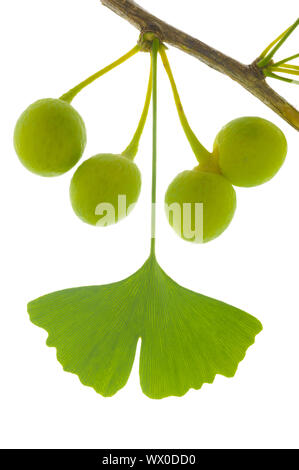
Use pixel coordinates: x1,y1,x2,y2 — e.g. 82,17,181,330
165,169,236,243
70,154,142,226
14,98,86,176
213,116,287,187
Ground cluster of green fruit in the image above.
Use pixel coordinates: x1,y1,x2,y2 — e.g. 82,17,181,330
165,116,287,243
14,44,146,228
14,41,287,243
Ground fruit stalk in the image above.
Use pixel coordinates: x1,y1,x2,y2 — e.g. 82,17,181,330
121,55,153,159
60,45,139,103
159,47,213,167
100,0,299,131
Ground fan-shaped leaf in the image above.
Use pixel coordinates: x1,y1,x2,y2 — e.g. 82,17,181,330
28,256,262,399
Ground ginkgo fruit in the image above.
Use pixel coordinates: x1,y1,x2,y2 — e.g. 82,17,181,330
70,153,141,226
165,169,236,243
213,116,287,187
14,98,86,176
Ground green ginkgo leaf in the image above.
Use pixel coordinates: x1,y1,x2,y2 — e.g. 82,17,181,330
28,255,262,399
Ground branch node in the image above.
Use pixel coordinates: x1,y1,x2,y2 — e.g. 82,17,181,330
101,0,299,131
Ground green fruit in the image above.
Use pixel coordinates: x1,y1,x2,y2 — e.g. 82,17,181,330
14,98,86,176
165,169,236,243
213,117,287,187
70,154,142,226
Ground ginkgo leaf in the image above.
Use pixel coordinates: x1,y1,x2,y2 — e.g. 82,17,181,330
28,256,262,399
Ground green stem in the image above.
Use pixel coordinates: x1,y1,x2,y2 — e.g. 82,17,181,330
121,56,153,160
269,66,299,76
60,45,139,103
259,24,293,59
258,19,299,68
273,54,299,67
277,63,299,71
159,47,212,166
150,38,159,257
264,70,299,84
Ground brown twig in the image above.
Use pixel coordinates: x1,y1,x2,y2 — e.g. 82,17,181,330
101,0,299,131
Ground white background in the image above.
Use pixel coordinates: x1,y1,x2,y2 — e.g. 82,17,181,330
1,0,299,449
